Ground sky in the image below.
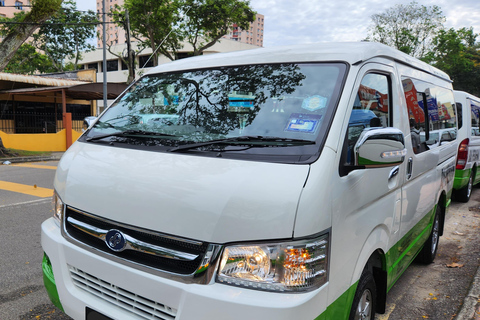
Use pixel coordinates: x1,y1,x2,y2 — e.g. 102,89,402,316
75,0,480,48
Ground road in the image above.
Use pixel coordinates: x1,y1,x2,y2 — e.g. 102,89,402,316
0,161,70,320
378,191,480,320
0,160,479,319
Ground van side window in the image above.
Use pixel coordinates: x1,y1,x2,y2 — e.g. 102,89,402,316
402,77,456,153
471,100,480,136
343,73,391,166
456,103,463,129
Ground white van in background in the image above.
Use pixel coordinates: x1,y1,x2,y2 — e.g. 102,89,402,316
453,90,480,202
41,42,457,320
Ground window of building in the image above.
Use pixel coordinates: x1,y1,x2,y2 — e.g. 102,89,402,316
106,59,118,72
138,55,154,68
15,1,23,9
0,1,5,6
87,63,98,71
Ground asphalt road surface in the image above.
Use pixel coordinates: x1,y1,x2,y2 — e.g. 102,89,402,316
1,160,479,320
0,161,70,320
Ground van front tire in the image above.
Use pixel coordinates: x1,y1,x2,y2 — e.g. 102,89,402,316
349,270,376,320
416,206,440,264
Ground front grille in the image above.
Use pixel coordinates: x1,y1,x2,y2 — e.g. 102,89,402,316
65,207,209,275
70,266,177,320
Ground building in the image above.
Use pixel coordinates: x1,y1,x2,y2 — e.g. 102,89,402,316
96,0,125,47
95,0,264,48
0,70,127,151
77,39,261,109
222,14,264,47
0,0,31,18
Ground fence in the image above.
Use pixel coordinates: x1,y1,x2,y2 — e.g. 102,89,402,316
0,111,90,133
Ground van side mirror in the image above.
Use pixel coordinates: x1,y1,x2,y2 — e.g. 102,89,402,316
355,127,406,167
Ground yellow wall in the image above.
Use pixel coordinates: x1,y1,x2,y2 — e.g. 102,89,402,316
0,130,82,152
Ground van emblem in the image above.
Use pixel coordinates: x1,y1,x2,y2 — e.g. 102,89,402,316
105,229,127,252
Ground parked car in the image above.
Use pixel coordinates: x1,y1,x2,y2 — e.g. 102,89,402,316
42,42,457,320
452,90,480,202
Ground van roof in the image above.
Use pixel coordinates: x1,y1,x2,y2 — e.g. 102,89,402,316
454,90,480,102
146,42,450,81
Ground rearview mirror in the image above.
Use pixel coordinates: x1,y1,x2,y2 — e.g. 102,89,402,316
355,127,406,167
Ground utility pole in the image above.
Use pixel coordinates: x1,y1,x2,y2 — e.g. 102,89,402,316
101,0,107,115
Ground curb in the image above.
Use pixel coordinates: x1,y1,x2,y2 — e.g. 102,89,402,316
455,263,480,319
1,152,64,164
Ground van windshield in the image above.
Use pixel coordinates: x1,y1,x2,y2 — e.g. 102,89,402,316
85,63,347,163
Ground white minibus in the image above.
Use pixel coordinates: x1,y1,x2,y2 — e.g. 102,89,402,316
41,42,457,320
453,90,480,202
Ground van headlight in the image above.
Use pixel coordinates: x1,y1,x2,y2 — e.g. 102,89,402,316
52,191,64,226
216,234,329,292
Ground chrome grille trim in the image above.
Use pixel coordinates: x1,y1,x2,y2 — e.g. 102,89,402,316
67,216,199,261
62,206,223,284
69,266,177,320
67,207,203,246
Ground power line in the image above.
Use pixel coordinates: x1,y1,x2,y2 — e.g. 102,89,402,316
0,21,108,26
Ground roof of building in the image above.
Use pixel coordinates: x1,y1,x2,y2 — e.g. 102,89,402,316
0,72,88,90
1,82,128,100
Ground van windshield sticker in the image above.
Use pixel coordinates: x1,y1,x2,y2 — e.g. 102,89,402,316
301,95,327,111
285,113,322,134
228,92,256,112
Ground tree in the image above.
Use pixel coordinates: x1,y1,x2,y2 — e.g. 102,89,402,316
123,0,183,64
106,7,143,84
0,0,64,71
367,1,445,59
2,43,54,74
181,0,256,56
32,0,98,72
116,0,256,66
425,27,480,96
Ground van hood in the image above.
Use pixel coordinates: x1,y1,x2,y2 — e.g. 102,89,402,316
55,142,310,243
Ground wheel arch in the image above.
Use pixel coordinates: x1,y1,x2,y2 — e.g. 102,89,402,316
350,226,390,315
437,191,447,237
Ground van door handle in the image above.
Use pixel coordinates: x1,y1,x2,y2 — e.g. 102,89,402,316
406,157,413,180
389,166,399,180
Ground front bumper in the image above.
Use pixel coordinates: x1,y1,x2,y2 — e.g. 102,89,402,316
41,217,328,320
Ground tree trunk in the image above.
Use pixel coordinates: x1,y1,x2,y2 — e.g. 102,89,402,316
0,0,64,71
0,137,14,157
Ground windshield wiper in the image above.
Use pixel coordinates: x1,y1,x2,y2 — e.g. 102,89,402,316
86,130,177,142
169,136,315,152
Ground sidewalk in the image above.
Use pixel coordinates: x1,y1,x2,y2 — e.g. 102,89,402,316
1,152,64,164
456,264,480,320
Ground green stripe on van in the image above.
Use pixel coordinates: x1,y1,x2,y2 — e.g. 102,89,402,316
315,205,436,319
314,282,358,320
453,168,472,190
42,253,64,312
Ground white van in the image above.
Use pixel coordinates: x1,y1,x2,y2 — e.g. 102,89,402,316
41,42,457,320
453,90,480,202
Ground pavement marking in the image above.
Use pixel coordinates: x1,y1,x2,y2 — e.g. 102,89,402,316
0,181,53,198
0,198,50,208
376,303,396,320
10,163,57,170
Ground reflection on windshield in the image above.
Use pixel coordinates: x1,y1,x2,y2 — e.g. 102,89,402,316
87,63,346,157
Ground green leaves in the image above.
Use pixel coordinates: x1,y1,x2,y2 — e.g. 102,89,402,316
32,0,98,72
367,1,445,59
117,0,256,64
428,27,480,96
